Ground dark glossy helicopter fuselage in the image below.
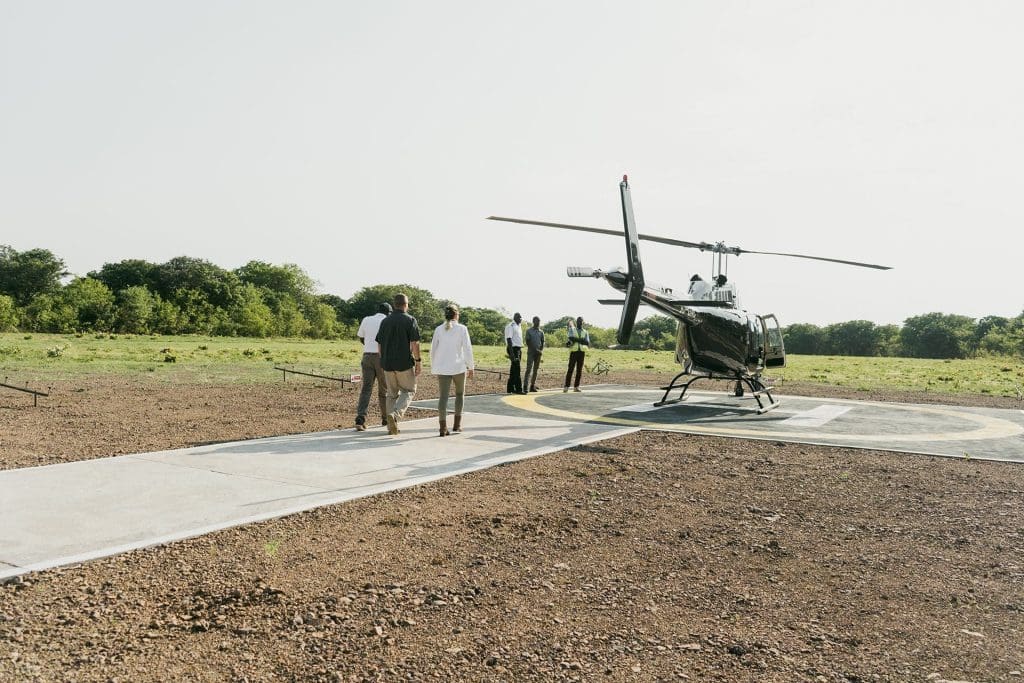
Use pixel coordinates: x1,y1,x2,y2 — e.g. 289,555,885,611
602,269,772,378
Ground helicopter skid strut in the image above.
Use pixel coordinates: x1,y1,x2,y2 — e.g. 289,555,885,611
654,372,778,414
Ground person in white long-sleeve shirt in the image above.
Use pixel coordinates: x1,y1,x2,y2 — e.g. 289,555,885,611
430,303,475,436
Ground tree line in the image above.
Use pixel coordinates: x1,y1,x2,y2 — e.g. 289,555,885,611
1,245,1021,358
781,314,1024,359
0,245,685,348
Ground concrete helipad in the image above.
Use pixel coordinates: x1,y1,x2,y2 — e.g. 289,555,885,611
414,384,1024,463
0,412,636,581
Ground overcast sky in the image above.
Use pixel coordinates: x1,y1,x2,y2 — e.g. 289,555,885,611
2,1,1022,329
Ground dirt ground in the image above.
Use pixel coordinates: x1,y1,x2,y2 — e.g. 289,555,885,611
1,370,1022,682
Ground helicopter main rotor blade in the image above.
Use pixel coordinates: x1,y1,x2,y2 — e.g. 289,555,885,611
487,216,710,251
735,249,892,270
488,216,893,271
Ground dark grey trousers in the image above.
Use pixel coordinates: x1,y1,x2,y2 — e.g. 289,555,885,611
356,352,387,422
524,350,542,389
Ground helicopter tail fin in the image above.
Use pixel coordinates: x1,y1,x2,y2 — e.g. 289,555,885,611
617,176,645,345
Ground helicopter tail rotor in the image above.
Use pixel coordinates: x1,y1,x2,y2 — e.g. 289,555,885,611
617,176,645,346
566,266,599,278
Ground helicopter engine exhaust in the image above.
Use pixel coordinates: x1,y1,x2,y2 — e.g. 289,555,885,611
617,176,645,346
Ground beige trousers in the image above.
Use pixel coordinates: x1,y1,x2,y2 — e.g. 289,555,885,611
384,368,417,420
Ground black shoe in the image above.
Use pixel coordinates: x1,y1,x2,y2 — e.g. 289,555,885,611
529,387,538,392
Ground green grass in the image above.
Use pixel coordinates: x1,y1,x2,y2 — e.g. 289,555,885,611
779,354,1024,397
0,333,365,384
1,333,1021,397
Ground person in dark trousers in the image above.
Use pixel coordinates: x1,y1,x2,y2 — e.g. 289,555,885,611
504,312,525,394
524,316,545,392
563,316,590,392
375,293,422,435
354,302,392,430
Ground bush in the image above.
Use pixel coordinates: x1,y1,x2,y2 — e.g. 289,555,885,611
0,294,18,331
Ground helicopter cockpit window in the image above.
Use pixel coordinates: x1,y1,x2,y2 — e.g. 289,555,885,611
746,315,764,363
760,314,786,368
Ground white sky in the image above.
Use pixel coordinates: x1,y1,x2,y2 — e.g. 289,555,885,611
2,1,1022,328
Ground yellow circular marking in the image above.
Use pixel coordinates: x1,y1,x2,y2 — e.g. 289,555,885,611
502,390,1024,443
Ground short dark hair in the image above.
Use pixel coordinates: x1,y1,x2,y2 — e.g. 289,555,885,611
393,293,409,308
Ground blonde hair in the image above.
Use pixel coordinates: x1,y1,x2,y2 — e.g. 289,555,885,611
444,303,459,331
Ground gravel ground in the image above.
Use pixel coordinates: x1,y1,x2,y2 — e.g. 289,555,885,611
1,370,1022,682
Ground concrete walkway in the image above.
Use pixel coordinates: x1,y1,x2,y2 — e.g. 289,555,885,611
0,412,637,581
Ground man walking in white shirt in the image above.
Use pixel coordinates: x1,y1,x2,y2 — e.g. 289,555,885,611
354,302,391,431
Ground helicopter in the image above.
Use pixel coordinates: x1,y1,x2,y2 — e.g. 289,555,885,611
488,176,891,414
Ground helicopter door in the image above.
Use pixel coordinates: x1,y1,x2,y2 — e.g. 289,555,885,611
760,314,786,368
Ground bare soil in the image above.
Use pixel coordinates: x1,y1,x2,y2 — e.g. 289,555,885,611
1,371,1022,682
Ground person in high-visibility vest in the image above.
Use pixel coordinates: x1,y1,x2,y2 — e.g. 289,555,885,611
563,316,590,392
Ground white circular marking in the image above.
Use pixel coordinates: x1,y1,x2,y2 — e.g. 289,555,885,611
502,389,1024,443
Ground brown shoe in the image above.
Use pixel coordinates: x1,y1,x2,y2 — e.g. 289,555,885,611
452,415,462,433
386,414,399,435
439,418,450,437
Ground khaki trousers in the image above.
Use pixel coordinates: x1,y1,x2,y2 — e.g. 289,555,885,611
384,368,417,420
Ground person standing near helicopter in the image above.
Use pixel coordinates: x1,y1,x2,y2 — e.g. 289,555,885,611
524,316,545,392
504,312,525,394
563,316,590,392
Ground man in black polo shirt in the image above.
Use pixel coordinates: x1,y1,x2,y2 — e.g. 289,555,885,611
375,292,422,435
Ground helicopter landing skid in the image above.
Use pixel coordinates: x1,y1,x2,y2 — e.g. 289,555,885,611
655,372,779,414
